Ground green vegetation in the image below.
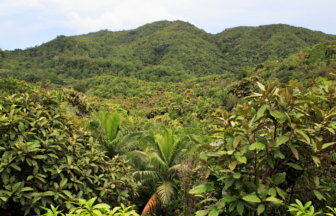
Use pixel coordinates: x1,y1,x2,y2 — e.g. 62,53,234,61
1,21,336,216
1,21,336,84
191,78,336,215
0,85,138,215
41,198,139,216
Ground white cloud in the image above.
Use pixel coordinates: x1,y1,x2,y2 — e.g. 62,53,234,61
64,0,189,33
0,0,335,50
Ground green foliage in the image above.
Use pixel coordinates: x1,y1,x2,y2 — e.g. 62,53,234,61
1,21,336,216
0,89,138,215
134,127,189,215
40,197,139,216
1,21,335,85
0,77,32,95
87,110,143,159
326,206,336,216
288,199,321,216
192,78,336,215
215,24,336,67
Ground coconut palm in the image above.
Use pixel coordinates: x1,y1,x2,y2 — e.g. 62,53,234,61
134,127,188,215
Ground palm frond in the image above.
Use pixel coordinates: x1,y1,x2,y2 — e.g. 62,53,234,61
167,163,183,178
150,152,168,172
116,132,143,150
153,134,168,163
123,150,148,169
133,170,163,184
156,180,176,204
167,140,185,167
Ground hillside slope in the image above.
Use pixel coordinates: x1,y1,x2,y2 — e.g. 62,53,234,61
214,24,336,66
0,21,335,84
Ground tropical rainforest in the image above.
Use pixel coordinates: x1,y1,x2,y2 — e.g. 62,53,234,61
1,20,336,216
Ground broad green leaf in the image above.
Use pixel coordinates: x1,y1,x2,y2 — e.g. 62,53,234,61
249,142,265,150
289,146,299,160
257,204,265,215
313,190,325,200
270,110,281,119
93,203,111,210
63,190,72,198
311,156,320,167
268,188,276,197
195,210,210,216
276,136,289,146
257,104,267,119
276,187,285,200
10,164,21,171
273,172,286,185
257,82,265,91
229,161,237,171
278,112,287,123
12,182,21,193
286,163,303,170
21,187,33,192
189,183,215,194
222,197,237,202
237,201,244,215
34,155,47,160
226,133,234,147
18,122,25,132
242,195,261,203
60,178,68,188
234,153,247,164
314,176,320,187
295,129,310,144
233,172,241,179
200,152,207,164
272,149,285,159
322,142,336,150
43,191,54,196
0,197,8,202
265,197,283,204
209,207,219,216
233,136,242,148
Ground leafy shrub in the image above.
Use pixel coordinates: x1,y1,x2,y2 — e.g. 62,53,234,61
192,79,336,215
73,84,87,93
0,89,138,215
40,197,139,216
0,77,32,95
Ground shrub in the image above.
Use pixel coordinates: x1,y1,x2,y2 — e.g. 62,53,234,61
192,79,336,215
0,89,138,215
0,77,32,95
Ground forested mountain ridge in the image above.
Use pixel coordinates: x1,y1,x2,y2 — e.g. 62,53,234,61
214,24,336,66
1,21,335,84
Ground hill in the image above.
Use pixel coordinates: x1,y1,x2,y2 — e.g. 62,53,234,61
0,21,335,85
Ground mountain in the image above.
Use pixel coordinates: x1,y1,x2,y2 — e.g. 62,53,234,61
0,21,335,84
214,24,336,66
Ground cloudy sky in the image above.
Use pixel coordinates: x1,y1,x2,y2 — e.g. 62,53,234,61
1,0,335,50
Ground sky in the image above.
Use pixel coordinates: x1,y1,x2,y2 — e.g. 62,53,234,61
1,0,336,51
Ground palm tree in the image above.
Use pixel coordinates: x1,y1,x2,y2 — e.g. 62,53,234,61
88,109,143,159
134,127,187,215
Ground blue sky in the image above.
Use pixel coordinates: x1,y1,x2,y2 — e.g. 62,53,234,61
1,0,335,51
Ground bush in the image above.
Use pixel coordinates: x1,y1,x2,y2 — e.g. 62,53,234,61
40,197,140,216
0,77,32,95
0,88,138,215
192,78,336,215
